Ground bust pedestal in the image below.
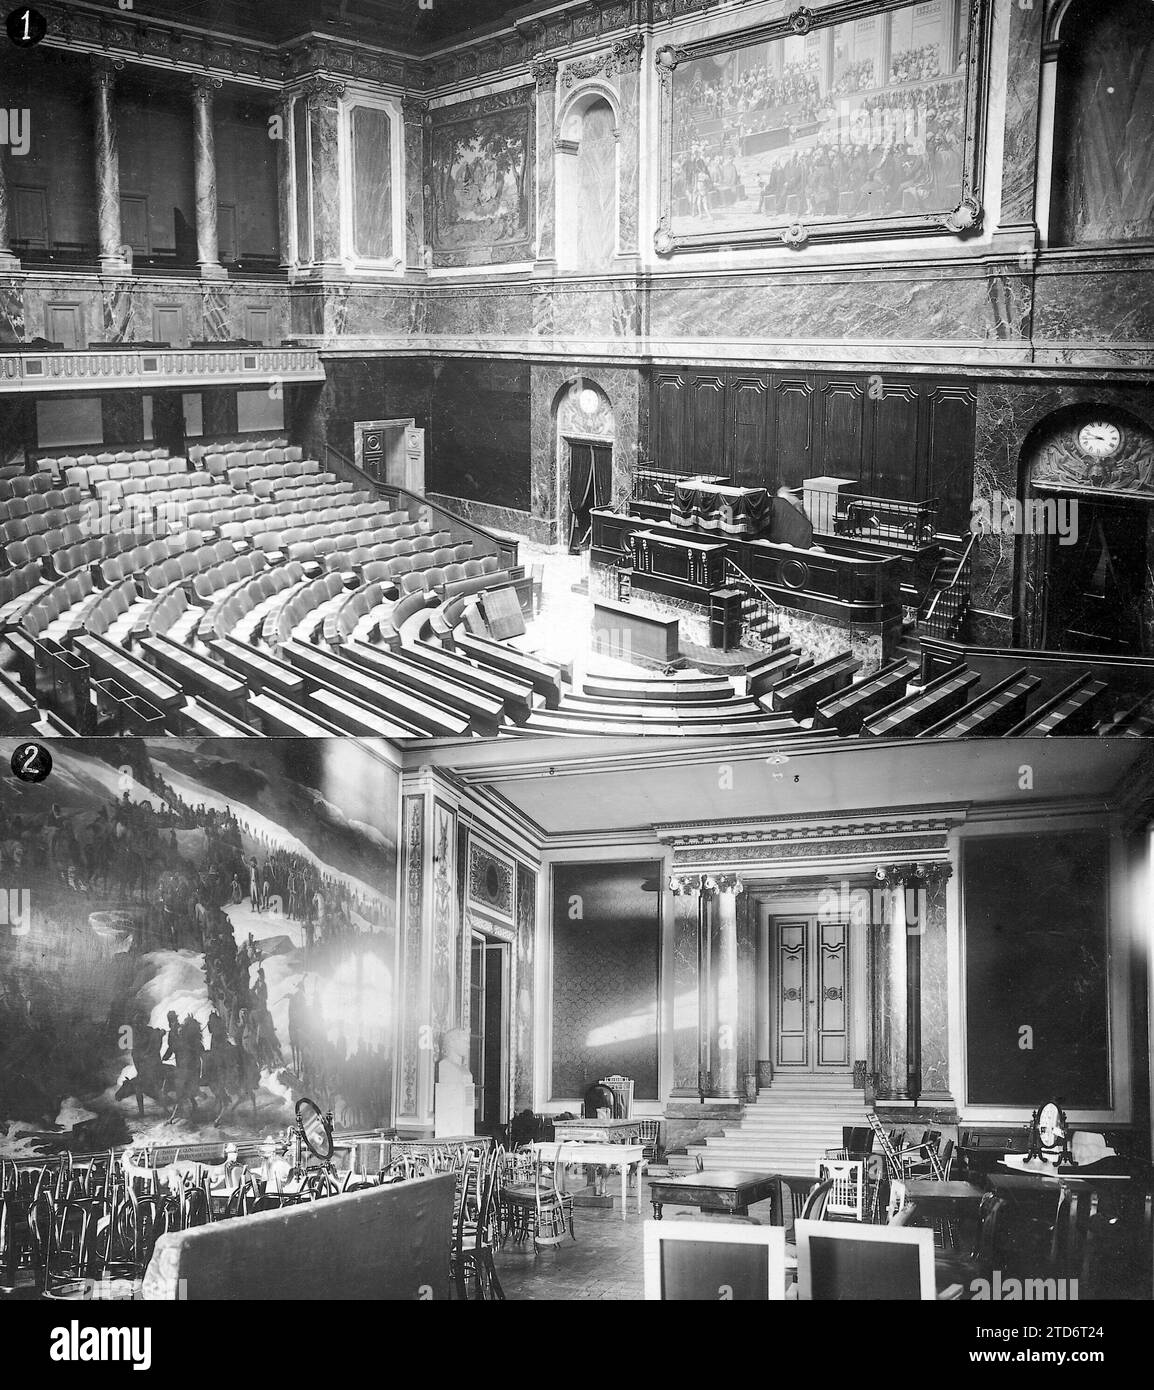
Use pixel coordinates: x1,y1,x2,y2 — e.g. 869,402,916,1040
434,1079,476,1138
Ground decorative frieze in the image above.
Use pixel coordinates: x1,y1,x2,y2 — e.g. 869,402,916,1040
0,346,324,393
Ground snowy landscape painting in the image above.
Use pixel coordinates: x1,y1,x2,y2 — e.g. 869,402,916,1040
0,739,399,1163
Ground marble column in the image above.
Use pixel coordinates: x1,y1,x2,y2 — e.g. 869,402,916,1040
191,76,226,280
401,97,428,272
274,96,295,270
713,880,742,1100
670,879,704,1097
530,55,558,274
0,148,19,270
305,78,346,276
613,34,644,263
995,0,1045,243
873,873,909,1101
91,57,130,276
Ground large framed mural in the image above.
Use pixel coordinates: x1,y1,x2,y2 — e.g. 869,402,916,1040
654,0,987,254
0,738,400,1165
426,87,535,267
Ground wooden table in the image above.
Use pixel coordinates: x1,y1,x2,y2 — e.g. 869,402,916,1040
529,1142,645,1221
552,1117,641,1144
648,1169,778,1221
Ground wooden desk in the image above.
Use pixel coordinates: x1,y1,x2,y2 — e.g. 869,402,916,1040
648,1169,778,1221
529,1142,645,1221
552,1117,641,1144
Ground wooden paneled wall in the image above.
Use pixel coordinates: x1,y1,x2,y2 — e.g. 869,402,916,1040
648,368,976,534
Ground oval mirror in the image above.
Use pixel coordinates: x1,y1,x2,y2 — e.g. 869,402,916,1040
1037,1102,1062,1148
296,1096,334,1161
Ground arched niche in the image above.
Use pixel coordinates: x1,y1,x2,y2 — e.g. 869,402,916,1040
555,87,620,274
1016,403,1154,655
552,377,616,550
1045,0,1154,246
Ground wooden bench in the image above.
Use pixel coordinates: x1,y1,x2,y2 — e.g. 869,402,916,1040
1005,675,1108,736
405,639,535,716
304,686,425,739
248,689,348,736
744,649,807,700
559,693,766,722
206,635,307,699
337,643,503,733
922,670,1042,738
139,635,248,714
0,667,39,730
812,659,915,734
862,666,981,738
519,709,804,738
768,651,860,720
579,672,737,704
452,632,568,706
177,696,258,736
280,639,471,738
73,634,185,713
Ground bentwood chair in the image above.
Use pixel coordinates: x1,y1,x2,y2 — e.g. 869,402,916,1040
451,1152,505,1301
27,1195,95,1298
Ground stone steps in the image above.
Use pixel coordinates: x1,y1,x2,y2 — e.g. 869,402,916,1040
678,1073,870,1175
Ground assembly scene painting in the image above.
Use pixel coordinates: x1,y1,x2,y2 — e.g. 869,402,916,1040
670,0,970,237
0,740,399,1163
428,90,534,266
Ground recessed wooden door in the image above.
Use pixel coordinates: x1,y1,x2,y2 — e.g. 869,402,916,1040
772,916,851,1071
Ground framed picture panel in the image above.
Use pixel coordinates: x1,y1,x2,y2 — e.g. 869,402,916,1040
653,0,988,255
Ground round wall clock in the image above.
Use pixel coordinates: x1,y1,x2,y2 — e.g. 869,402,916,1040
1078,421,1121,457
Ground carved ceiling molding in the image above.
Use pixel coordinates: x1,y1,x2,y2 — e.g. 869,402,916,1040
560,33,645,89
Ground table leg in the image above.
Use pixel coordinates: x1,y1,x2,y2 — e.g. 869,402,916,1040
636,1161,643,1216
620,1162,627,1221
652,1201,663,1221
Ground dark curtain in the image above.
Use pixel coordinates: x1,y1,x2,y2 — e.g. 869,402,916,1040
1051,0,1154,244
567,442,611,552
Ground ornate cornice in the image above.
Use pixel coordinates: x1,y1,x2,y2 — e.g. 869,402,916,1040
560,32,644,89
44,0,283,85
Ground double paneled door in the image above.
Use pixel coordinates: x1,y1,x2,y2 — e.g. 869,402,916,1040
772,916,850,1071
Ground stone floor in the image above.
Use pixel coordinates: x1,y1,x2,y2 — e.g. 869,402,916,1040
490,1176,779,1301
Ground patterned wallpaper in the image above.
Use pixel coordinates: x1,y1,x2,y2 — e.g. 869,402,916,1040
551,860,661,1101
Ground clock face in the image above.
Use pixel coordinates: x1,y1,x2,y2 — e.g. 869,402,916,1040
1078,421,1121,458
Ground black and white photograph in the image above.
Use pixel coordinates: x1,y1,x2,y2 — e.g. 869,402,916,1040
0,0,1150,1338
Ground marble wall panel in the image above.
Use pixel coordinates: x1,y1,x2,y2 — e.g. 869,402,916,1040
513,864,537,1113
1032,263,1154,357
671,891,701,1094
0,281,25,343
998,0,1045,231
350,105,394,262
647,265,1033,346
920,875,950,1099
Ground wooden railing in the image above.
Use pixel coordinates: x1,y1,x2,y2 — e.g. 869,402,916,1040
322,445,520,572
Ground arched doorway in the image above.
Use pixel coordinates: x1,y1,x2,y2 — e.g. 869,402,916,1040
1020,404,1154,655
555,91,619,273
554,379,615,553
